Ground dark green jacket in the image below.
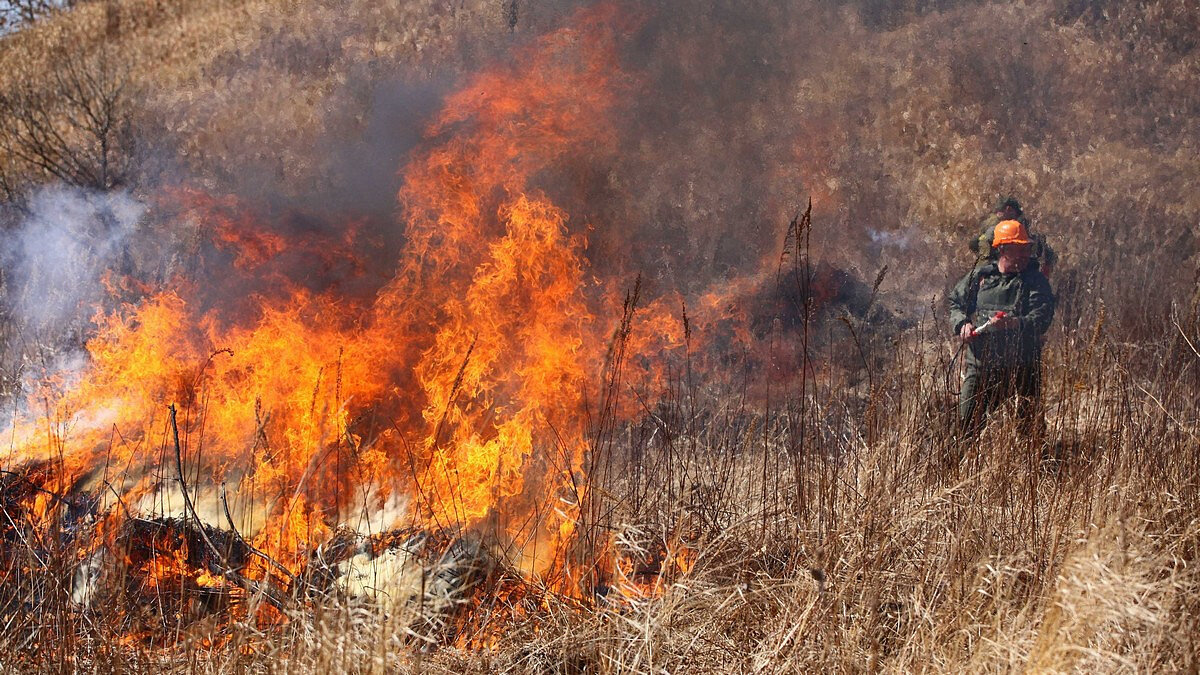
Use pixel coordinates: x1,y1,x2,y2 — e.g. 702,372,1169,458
948,262,1055,366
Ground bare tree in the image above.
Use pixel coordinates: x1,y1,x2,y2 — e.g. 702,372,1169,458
0,0,78,32
0,46,135,205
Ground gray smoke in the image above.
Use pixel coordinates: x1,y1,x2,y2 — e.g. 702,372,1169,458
1,186,145,342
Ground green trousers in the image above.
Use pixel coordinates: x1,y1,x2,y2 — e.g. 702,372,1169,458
959,361,1043,438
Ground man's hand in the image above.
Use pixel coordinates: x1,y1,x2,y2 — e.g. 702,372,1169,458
959,323,976,342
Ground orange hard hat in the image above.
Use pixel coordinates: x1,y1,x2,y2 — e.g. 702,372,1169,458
991,219,1032,247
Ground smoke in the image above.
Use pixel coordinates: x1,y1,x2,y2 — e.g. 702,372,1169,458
102,2,907,316
1,186,145,341
869,225,923,251
3,0,1192,384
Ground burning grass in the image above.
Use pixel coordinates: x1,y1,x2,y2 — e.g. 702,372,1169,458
0,279,1196,672
1,0,1199,671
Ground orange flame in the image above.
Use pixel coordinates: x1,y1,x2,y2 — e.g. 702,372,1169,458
0,3,651,588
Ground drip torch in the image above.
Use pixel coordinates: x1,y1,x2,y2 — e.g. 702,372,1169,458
970,310,1007,338
948,311,1011,396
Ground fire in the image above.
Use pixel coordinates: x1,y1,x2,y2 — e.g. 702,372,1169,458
0,2,736,641
375,1,642,568
2,1,643,578
414,196,592,547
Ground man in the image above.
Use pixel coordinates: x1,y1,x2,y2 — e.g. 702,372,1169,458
949,219,1056,438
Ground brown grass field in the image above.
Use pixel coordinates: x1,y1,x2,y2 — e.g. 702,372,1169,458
1,0,1198,672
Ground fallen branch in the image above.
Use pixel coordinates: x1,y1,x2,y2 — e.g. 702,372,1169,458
170,404,288,610
219,481,297,586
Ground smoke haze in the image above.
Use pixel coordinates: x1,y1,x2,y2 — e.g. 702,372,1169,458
1,187,145,339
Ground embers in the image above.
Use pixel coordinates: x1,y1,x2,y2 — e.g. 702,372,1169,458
73,516,257,637
116,516,250,593
593,523,698,602
0,461,99,538
0,459,260,629
0,461,100,585
0,460,528,648
0,461,105,638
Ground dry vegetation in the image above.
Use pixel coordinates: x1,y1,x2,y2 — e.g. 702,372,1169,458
1,0,1198,672
4,288,1195,673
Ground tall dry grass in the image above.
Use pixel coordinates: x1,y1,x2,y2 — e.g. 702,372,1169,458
0,242,1196,673
1,0,1198,671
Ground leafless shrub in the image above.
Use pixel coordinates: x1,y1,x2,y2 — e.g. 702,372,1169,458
0,46,135,205
0,0,77,32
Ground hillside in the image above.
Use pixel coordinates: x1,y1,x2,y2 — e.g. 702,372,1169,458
2,1,1196,306
0,0,1198,672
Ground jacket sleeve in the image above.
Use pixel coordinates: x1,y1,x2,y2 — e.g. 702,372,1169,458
947,270,976,336
1019,272,1055,336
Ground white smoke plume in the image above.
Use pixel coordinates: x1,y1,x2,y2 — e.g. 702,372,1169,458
2,186,145,342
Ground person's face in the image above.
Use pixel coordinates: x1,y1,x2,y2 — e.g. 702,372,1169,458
997,243,1033,272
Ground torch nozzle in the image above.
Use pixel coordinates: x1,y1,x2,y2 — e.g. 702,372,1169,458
970,311,1008,338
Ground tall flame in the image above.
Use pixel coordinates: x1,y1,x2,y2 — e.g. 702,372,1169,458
1,3,651,580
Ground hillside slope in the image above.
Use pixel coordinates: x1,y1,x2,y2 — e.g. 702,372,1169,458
0,1,1197,672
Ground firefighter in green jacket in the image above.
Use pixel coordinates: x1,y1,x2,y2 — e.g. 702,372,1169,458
949,219,1056,437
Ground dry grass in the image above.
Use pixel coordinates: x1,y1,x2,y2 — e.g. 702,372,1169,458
1,286,1196,673
1,0,1199,672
